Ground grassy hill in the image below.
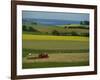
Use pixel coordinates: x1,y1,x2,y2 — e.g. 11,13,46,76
22,23,89,37
22,23,89,69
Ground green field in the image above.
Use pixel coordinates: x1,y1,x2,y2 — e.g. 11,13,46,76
22,34,89,68
23,23,89,36
23,34,88,41
22,23,89,69
22,53,89,69
23,61,89,69
23,40,88,50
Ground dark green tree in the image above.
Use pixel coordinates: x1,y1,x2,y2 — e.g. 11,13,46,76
71,31,78,36
80,21,83,25
22,25,27,31
80,21,89,25
84,21,89,25
28,26,38,32
31,22,37,25
52,30,60,36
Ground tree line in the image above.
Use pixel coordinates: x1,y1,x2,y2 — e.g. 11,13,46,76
22,25,38,32
80,21,89,25
51,30,89,37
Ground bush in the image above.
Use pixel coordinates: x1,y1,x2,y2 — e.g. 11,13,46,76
31,22,37,25
71,31,79,36
52,30,60,36
80,21,89,25
28,26,38,32
22,25,27,31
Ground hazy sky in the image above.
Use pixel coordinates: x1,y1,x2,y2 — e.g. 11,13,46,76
22,11,89,21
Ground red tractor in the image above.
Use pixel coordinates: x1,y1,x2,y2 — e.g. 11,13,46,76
38,53,49,58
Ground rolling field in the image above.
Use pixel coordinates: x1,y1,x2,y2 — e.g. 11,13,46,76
23,24,89,34
23,34,89,41
22,34,89,69
23,53,89,63
23,53,89,69
23,40,88,50
22,12,89,69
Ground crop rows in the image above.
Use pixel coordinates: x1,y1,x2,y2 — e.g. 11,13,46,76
22,34,88,41
22,48,89,57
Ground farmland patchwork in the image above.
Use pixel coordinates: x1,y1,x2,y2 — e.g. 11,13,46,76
22,11,89,69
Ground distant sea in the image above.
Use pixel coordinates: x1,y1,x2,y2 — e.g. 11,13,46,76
22,18,80,25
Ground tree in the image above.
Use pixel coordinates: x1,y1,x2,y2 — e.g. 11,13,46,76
80,21,89,25
22,25,27,31
71,31,78,36
52,30,60,36
84,21,89,25
28,26,38,32
80,21,83,25
31,22,37,25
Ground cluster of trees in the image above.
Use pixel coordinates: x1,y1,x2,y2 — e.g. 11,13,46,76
80,21,89,25
22,25,38,32
52,30,60,35
64,26,89,29
22,24,89,37
51,30,89,37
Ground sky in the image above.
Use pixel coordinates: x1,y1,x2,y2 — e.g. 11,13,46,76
22,11,89,21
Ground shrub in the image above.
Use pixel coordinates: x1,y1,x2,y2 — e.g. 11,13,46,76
71,31,79,36
22,25,27,31
52,30,60,36
28,26,38,32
